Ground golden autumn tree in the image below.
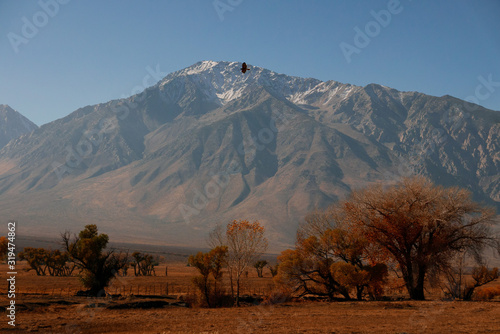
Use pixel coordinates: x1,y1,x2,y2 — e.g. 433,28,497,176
276,209,387,300
210,220,268,306
188,246,228,308
344,176,498,300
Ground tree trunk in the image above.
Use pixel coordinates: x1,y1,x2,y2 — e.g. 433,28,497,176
340,287,351,300
89,286,106,297
213,278,218,298
463,285,476,301
204,277,211,308
408,271,426,300
403,263,426,300
235,277,240,307
229,271,235,300
356,286,364,301
408,286,425,300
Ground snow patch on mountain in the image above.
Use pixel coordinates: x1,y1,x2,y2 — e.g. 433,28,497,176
158,61,354,107
183,60,220,75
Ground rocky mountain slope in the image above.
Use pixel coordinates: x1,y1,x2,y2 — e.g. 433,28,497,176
0,104,38,149
1,61,498,250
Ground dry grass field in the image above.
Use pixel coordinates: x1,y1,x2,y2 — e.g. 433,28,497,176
1,262,500,333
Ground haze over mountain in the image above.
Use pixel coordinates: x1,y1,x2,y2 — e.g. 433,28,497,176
1,61,499,250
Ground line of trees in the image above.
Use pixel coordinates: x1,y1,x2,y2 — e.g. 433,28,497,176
187,177,498,304
130,252,159,276
9,176,499,303
12,225,161,297
18,248,76,276
276,176,500,301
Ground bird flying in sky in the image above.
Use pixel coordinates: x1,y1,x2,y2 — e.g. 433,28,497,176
241,62,249,74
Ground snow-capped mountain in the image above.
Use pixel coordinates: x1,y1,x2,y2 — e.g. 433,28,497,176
0,61,498,250
0,104,38,149
158,61,328,105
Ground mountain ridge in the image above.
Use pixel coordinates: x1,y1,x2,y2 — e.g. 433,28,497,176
1,61,498,251
0,104,38,150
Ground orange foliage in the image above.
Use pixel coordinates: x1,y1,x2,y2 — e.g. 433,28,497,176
276,209,388,301
343,176,496,300
473,286,500,301
188,246,228,307
210,219,268,306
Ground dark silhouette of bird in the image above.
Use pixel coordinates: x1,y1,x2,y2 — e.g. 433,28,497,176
241,62,250,74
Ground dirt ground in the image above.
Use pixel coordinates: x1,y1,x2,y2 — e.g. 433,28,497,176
3,297,500,333
1,263,500,333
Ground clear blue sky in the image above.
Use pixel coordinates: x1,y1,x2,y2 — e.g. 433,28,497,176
1,0,499,126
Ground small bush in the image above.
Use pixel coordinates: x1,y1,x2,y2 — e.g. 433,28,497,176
261,287,293,305
473,286,500,301
177,293,195,308
183,289,233,308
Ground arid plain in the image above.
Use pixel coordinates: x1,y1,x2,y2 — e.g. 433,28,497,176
2,262,499,334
